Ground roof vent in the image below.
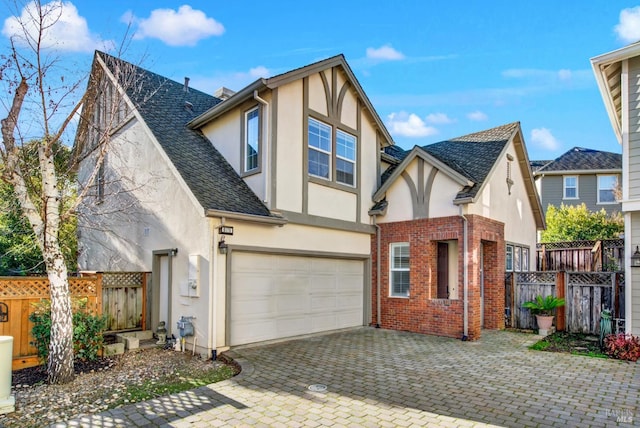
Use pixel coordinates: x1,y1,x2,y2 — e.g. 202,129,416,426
184,77,190,93
214,86,236,101
184,101,193,112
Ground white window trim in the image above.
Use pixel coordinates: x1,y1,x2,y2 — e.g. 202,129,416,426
336,129,356,187
390,242,410,298
563,175,579,200
506,245,514,272
243,106,260,173
308,117,332,181
597,174,618,205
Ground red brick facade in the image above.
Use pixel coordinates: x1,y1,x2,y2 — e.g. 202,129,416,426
371,215,505,340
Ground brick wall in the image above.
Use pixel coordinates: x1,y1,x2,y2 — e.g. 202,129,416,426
371,215,505,340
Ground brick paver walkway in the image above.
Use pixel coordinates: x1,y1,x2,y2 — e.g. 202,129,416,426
60,328,639,427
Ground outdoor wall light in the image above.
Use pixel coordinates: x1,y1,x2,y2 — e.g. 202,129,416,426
170,248,178,257
218,237,228,255
631,246,640,268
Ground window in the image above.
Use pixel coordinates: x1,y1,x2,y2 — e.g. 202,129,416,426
336,130,356,186
598,175,617,204
437,242,449,299
244,107,260,173
563,176,578,199
514,247,522,272
308,117,357,187
308,117,331,179
506,244,530,272
390,243,410,297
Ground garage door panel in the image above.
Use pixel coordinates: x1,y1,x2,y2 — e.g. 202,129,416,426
278,256,311,272
276,294,309,314
310,275,336,292
310,295,337,311
231,297,275,318
231,253,364,346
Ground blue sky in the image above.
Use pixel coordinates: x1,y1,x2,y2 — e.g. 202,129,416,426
2,1,640,160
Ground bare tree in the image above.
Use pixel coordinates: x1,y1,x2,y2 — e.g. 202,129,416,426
0,0,137,384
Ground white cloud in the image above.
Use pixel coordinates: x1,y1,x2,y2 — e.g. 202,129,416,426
366,44,405,61
467,111,488,121
425,113,455,124
386,112,437,138
2,0,114,52
530,128,559,151
127,5,224,46
615,6,640,44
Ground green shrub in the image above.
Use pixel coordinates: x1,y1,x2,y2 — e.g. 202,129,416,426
29,298,108,363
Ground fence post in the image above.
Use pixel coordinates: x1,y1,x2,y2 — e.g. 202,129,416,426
556,271,566,331
141,272,147,331
95,273,103,316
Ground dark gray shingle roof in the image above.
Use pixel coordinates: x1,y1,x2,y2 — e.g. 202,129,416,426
421,122,518,200
534,147,621,173
98,52,273,218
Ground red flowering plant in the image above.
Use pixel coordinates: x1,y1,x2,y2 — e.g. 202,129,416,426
603,333,640,362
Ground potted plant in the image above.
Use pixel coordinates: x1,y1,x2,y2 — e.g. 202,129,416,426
522,295,565,331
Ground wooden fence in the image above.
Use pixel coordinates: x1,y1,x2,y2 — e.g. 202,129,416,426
536,239,624,272
505,271,624,334
0,272,148,370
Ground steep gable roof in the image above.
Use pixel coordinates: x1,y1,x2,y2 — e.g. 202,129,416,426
533,147,621,174
422,122,520,200
95,52,276,219
373,122,544,227
187,55,394,147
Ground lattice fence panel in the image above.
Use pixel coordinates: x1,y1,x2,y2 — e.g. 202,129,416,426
0,277,98,299
102,272,144,288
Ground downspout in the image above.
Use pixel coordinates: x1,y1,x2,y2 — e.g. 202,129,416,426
373,215,381,328
459,206,469,340
253,90,270,206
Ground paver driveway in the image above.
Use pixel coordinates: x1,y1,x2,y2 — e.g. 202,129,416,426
62,328,639,427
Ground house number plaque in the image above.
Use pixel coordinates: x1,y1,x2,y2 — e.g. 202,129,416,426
218,226,234,235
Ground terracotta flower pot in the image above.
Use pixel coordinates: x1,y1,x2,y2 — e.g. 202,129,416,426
535,315,554,330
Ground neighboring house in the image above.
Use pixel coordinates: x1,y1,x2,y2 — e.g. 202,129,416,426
592,41,640,335
532,147,622,216
370,122,544,340
76,52,543,356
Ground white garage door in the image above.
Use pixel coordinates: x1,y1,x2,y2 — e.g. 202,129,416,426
230,252,365,346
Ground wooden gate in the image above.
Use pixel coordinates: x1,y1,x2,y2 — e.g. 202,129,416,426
506,271,624,334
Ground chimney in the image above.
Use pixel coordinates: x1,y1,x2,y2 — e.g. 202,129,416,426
214,86,236,101
184,77,190,93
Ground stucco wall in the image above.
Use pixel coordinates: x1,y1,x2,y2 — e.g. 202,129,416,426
466,139,537,267
78,116,214,355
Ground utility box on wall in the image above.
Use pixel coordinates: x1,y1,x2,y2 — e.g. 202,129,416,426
188,254,203,298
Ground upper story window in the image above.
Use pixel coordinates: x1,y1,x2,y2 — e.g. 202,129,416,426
505,245,514,271
598,175,617,204
390,243,410,297
563,175,578,199
308,117,331,179
243,107,260,173
308,117,357,187
336,130,356,186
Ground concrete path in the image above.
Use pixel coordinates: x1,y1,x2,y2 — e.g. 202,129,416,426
59,328,639,427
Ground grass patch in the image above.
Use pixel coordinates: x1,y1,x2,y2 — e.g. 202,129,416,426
114,364,236,406
529,332,608,358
